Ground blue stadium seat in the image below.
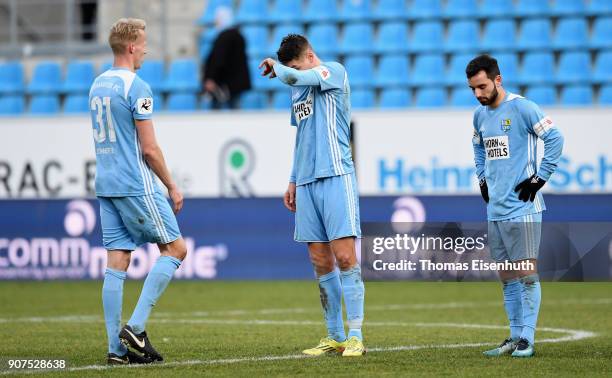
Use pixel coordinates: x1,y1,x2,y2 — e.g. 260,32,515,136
0,95,25,115
64,94,90,113
408,0,442,20
411,54,445,86
339,22,374,55
375,22,409,53
410,21,444,52
308,24,339,56
0,62,25,94
480,20,516,51
495,53,520,85
525,86,556,106
138,60,165,93
374,54,410,87
445,20,479,52
372,0,408,20
519,52,555,84
272,90,291,109
28,61,62,94
199,28,218,60
517,18,552,50
351,88,375,108
556,52,591,85
560,85,593,106
242,25,269,57
590,17,612,49
196,0,231,25
269,24,305,56
304,0,340,22
269,0,303,23
62,61,95,93
600,85,612,105
515,0,549,17
444,0,478,19
236,0,268,24
166,93,198,111
380,88,411,108
240,91,267,109
554,17,588,50
415,87,446,107
593,51,612,83
249,59,269,90
344,55,375,87
450,86,478,107
340,0,372,22
505,85,521,95
30,94,60,114
162,59,199,93
551,0,586,16
478,0,514,18
446,53,474,85
587,0,612,16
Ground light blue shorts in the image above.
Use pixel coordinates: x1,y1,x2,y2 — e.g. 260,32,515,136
295,172,361,243
98,191,181,250
488,212,542,262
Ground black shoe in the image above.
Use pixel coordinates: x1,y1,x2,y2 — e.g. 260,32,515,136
119,324,164,362
514,338,530,351
107,350,153,365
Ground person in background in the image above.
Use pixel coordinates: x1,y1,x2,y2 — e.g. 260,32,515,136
202,6,251,109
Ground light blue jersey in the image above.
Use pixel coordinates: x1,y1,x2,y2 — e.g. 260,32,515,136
280,62,354,186
89,68,157,197
472,93,564,221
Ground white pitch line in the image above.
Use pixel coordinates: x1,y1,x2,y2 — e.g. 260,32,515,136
0,322,596,376
2,298,610,324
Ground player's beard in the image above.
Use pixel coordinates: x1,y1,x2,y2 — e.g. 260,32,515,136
478,85,499,106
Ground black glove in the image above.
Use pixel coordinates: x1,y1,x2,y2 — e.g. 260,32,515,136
514,174,546,202
479,178,489,203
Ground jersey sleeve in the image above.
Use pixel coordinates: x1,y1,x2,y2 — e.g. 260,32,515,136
273,62,344,91
471,109,486,181
312,63,345,92
128,78,154,121
519,99,564,181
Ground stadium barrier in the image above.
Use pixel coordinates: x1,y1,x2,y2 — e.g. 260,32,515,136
0,108,611,199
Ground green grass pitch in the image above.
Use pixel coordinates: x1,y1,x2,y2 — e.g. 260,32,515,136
0,281,611,377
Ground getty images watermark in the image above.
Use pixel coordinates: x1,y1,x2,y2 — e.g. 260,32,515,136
360,222,612,281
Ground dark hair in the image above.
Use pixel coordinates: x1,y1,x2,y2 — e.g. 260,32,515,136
465,54,500,81
276,34,310,64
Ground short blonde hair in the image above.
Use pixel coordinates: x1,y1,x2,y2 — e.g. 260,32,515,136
108,18,146,54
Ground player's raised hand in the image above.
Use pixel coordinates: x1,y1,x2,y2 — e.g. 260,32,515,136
259,58,277,78
168,184,184,214
284,182,296,212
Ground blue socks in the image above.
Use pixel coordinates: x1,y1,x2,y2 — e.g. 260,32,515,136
128,256,181,334
502,278,523,341
318,270,346,342
340,265,365,341
102,268,127,355
519,274,541,345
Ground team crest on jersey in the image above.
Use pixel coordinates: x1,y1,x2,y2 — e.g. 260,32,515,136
293,94,313,123
137,97,153,114
500,118,511,132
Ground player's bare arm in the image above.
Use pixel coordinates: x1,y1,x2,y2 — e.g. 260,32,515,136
283,182,296,212
135,119,183,213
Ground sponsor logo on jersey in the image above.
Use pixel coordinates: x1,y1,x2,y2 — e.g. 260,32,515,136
501,118,511,132
293,94,314,123
483,135,510,160
137,97,153,114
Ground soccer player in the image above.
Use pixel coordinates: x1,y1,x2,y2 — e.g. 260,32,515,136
467,55,564,357
89,18,187,365
259,35,366,357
